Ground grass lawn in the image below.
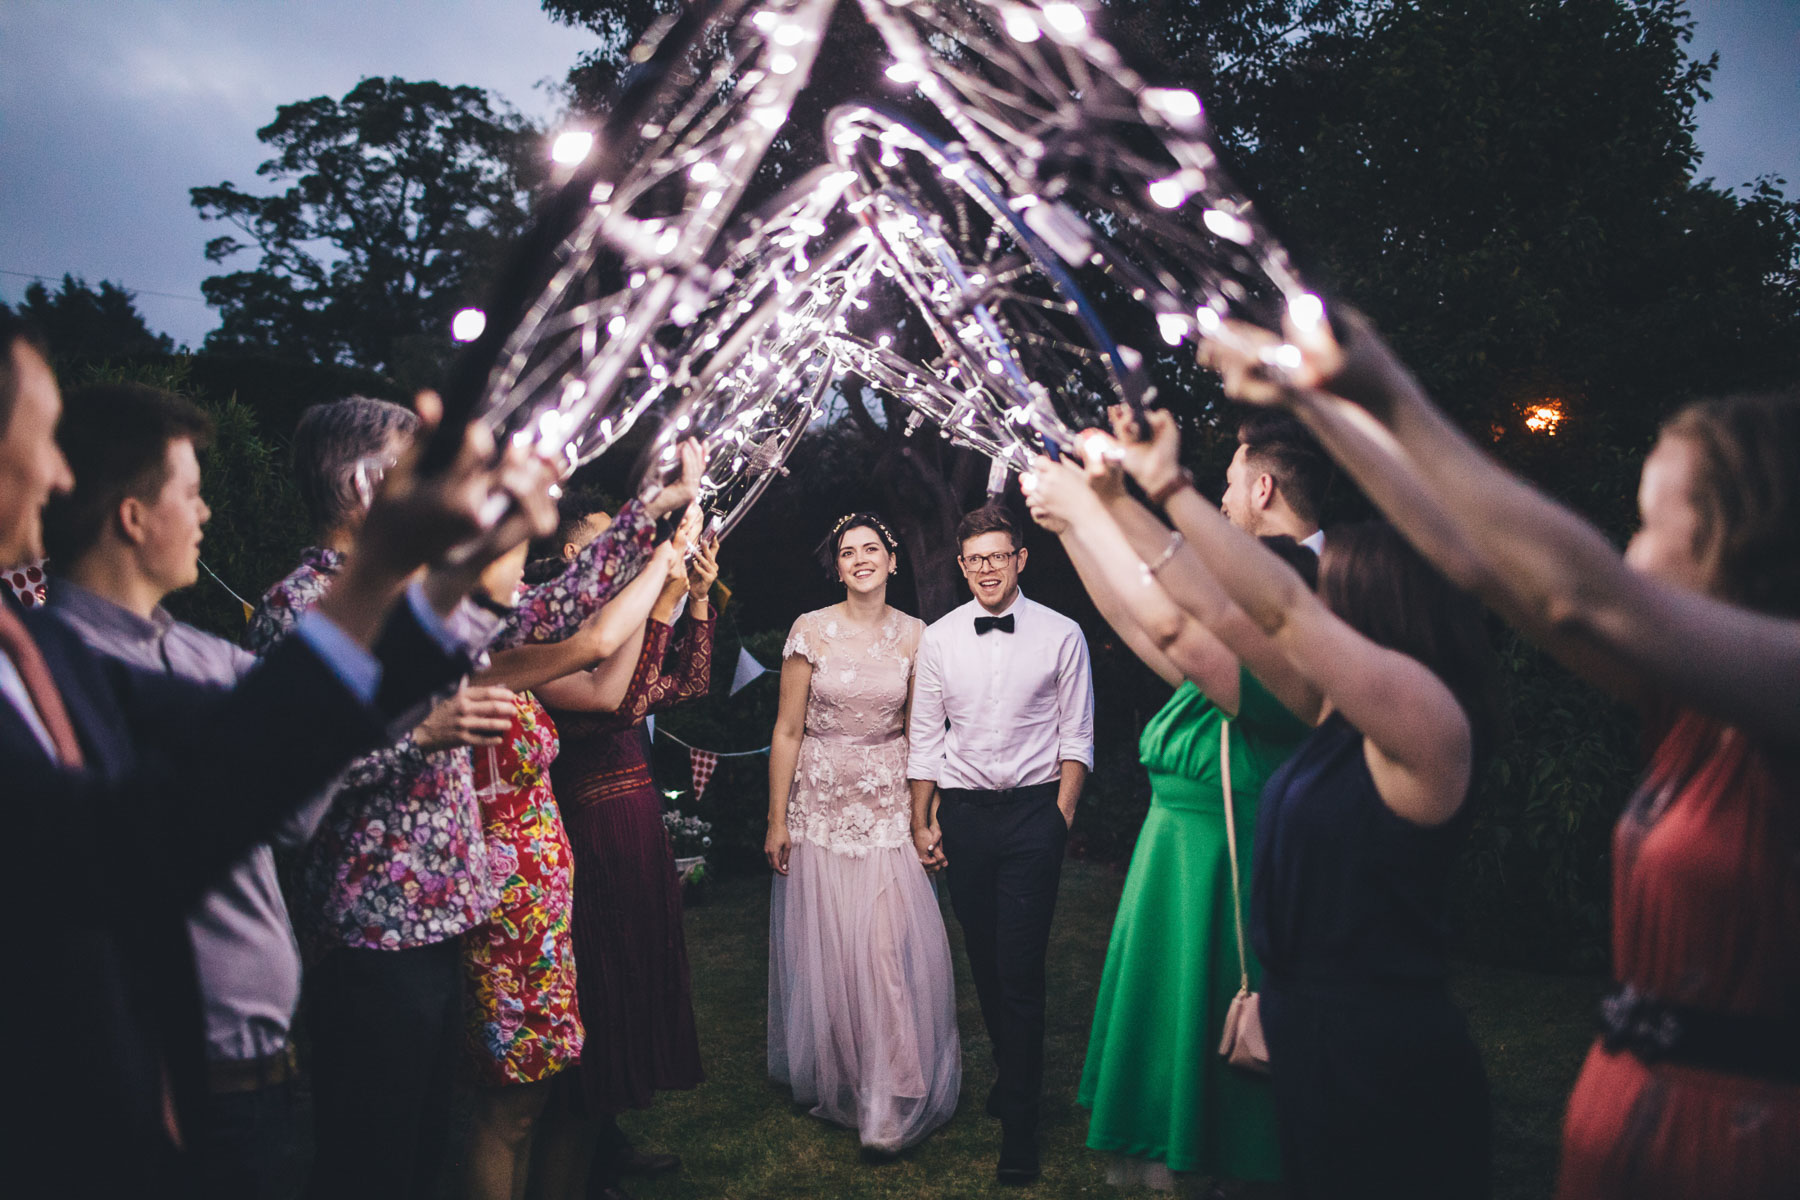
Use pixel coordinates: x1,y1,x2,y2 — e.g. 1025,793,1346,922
609,862,1602,1199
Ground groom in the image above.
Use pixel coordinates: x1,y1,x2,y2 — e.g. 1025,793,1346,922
908,503,1094,1185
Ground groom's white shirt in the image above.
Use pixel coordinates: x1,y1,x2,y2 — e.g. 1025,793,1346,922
906,591,1094,792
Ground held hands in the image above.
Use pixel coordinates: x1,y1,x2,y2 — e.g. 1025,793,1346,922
912,822,947,873
414,683,516,753
765,821,792,876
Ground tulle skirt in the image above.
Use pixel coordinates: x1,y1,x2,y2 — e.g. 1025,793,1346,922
769,839,962,1151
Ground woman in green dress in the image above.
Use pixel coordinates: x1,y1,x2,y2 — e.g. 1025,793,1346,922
1024,445,1322,1188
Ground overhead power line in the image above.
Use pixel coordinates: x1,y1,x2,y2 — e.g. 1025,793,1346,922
0,269,208,304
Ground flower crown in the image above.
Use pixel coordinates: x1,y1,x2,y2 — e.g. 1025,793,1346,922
830,511,899,555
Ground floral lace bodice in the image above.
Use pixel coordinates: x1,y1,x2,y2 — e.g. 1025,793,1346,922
782,606,924,856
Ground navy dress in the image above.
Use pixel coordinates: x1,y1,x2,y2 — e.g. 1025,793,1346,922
1250,712,1490,1199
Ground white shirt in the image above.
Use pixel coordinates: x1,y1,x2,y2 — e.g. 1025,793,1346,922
906,591,1095,791
1301,528,1325,554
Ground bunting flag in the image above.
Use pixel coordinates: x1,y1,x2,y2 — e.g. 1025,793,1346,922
729,646,770,696
690,748,720,801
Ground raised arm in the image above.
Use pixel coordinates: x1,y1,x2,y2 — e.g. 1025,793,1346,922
476,540,680,695
1205,313,1800,746
1127,410,1475,826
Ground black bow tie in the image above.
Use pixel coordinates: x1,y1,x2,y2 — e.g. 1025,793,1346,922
974,614,1015,635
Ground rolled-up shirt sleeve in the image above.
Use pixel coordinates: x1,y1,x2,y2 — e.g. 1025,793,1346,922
905,629,947,783
1055,624,1095,769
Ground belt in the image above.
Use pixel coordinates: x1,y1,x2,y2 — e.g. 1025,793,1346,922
939,781,1059,807
1599,982,1800,1085
206,1044,299,1094
804,727,904,747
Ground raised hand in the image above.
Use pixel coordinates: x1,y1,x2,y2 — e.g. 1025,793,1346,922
1106,406,1187,501
686,535,720,603
646,439,705,519
1021,453,1101,533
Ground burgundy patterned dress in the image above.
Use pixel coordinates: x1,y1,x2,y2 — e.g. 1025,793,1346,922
546,612,716,1113
462,692,584,1087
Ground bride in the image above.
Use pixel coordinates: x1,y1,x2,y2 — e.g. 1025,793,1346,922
765,512,961,1153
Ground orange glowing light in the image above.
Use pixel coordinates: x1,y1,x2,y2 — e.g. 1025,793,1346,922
1524,400,1565,436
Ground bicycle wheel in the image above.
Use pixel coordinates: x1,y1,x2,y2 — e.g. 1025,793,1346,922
432,0,839,474
828,104,1134,457
858,0,1321,360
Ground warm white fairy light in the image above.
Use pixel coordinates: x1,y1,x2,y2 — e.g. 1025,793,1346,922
550,130,594,164
451,308,487,342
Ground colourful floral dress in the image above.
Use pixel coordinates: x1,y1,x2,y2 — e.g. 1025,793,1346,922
247,501,655,958
462,692,584,1086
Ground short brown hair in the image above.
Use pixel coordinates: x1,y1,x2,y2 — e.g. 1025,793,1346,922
43,382,214,564
956,503,1019,551
1239,411,1333,527
1319,520,1502,759
1660,389,1800,618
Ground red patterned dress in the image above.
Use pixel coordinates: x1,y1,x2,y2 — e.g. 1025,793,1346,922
1557,709,1800,1198
546,612,715,1113
462,692,585,1086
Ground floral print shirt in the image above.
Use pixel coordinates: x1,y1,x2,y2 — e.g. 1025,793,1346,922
248,500,656,955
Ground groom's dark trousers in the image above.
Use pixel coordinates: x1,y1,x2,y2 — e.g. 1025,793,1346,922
938,780,1068,1130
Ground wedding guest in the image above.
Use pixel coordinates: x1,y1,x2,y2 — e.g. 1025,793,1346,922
251,398,698,1200
459,537,680,1200
1023,447,1321,1190
1200,310,1800,1200
907,503,1094,1185
0,312,557,1198
1085,412,1502,1200
535,506,717,1200
766,512,961,1155
41,381,325,1198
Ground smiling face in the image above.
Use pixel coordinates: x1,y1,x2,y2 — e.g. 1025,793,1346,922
959,529,1025,614
130,437,210,596
1625,433,1717,595
0,340,74,564
835,524,894,597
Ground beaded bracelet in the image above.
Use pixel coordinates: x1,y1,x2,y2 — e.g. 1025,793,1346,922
1140,530,1185,586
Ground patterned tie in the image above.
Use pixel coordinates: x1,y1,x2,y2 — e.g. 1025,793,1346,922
0,601,83,766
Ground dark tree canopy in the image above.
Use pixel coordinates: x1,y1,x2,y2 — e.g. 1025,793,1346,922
191,76,544,387
3,275,175,359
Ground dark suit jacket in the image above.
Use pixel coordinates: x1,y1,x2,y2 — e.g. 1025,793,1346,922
2,596,467,1197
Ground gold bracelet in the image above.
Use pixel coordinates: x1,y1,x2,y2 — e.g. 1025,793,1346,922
1139,530,1185,586
1146,468,1194,508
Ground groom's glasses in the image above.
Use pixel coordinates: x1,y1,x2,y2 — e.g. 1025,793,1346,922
958,550,1019,572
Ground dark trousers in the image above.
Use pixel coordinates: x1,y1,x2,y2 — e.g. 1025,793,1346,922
190,1078,300,1200
305,938,463,1200
938,783,1068,1130
1261,980,1491,1200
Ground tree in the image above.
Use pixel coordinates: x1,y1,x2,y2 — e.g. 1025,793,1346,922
4,275,175,359
191,77,544,386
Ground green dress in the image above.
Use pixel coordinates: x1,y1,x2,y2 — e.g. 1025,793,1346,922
1078,666,1309,1178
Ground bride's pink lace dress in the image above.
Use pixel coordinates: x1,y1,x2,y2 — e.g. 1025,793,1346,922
769,606,962,1151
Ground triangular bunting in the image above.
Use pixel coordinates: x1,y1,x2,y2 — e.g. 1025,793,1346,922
690,748,720,801
729,646,769,697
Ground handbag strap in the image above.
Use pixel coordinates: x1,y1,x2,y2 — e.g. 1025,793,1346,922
1220,719,1251,995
